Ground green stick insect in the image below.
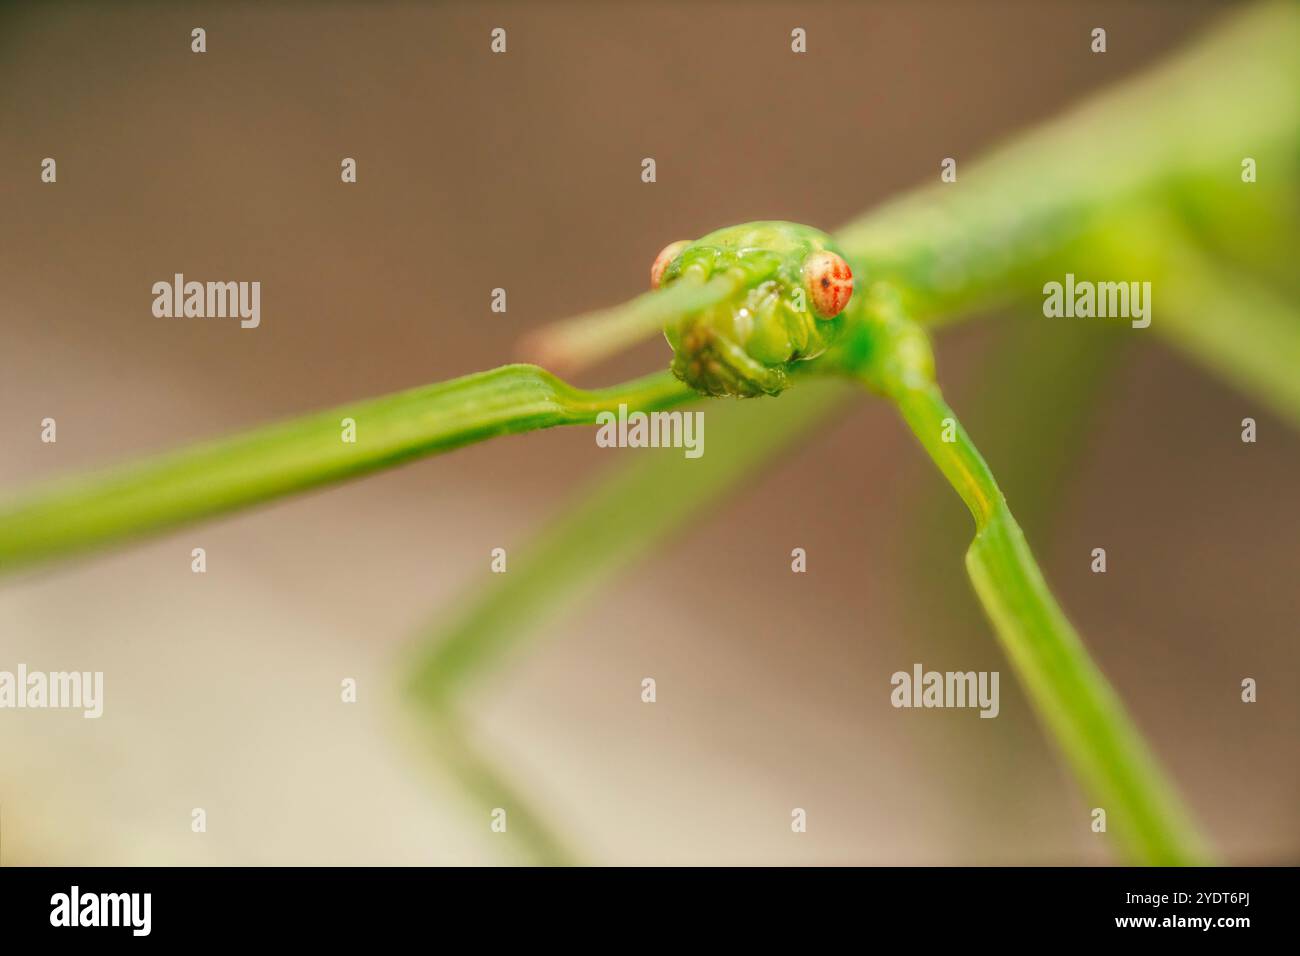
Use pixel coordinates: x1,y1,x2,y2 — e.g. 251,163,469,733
656,220,1189,863
1,3,1296,865
406,3,1297,865
408,223,1205,868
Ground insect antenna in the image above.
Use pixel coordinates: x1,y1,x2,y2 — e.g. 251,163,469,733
519,273,739,374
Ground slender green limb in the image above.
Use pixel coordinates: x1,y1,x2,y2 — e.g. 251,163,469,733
405,380,850,704
0,365,693,573
402,382,853,864
419,711,579,866
891,383,997,526
896,319,1126,857
520,274,740,374
963,506,1210,865
881,364,1210,865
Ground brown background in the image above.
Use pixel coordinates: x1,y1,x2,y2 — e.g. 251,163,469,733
1,1,1295,864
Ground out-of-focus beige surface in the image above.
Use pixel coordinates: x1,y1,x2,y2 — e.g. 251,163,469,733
1,1,1295,864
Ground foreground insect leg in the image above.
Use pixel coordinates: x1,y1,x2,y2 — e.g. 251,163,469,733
848,289,1211,864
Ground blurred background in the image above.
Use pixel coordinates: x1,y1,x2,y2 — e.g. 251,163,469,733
0,1,1295,864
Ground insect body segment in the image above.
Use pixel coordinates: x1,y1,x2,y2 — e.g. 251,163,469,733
653,222,854,397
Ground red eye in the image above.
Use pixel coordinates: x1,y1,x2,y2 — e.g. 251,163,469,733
651,240,690,290
803,251,853,318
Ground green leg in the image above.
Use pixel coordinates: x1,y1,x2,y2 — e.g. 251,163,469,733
886,373,1211,864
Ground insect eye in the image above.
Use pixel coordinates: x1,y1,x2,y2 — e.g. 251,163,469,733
803,251,854,318
651,240,691,290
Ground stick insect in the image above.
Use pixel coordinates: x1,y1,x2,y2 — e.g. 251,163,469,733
406,2,1298,865
0,3,1295,864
